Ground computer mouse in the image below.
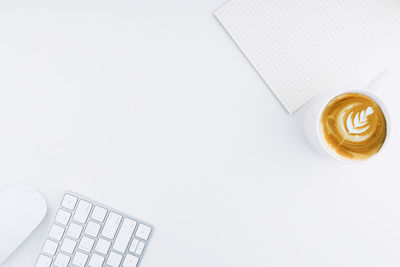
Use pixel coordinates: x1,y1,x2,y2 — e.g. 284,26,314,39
0,183,47,264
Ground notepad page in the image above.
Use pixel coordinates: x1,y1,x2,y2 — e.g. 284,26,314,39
215,0,400,113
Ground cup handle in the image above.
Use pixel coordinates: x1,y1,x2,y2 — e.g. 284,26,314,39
365,70,391,93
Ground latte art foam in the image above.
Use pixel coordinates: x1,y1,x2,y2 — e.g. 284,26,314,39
320,93,387,161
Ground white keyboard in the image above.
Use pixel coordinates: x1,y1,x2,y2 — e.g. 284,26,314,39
36,191,153,267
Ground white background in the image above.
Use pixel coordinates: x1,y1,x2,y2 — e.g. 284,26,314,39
0,1,399,266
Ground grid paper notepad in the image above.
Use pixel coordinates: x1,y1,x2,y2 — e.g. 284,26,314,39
215,0,400,113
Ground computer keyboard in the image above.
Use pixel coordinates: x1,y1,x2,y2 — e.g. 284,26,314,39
36,191,153,267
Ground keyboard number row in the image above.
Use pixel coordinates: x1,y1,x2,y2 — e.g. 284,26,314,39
54,199,107,232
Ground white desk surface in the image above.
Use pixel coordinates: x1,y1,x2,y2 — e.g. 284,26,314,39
1,1,400,267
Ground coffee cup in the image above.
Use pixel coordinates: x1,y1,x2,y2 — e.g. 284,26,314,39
304,71,392,163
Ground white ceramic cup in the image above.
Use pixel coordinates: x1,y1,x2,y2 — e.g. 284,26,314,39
304,71,392,163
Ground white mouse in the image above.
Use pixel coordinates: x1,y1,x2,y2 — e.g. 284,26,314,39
0,183,47,264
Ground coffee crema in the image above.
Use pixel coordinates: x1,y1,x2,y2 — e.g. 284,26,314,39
320,93,387,161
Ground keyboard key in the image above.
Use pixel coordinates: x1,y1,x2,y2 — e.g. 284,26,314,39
73,200,92,224
123,254,139,267
36,254,52,267
60,238,76,254
54,253,70,267
88,253,104,267
135,224,152,240
135,241,145,256
79,236,95,252
101,212,122,239
66,222,83,239
106,252,123,267
95,238,111,255
129,239,139,253
91,206,107,222
61,194,77,210
48,224,65,241
42,239,58,256
54,209,71,226
85,221,101,238
72,251,89,267
113,218,137,253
